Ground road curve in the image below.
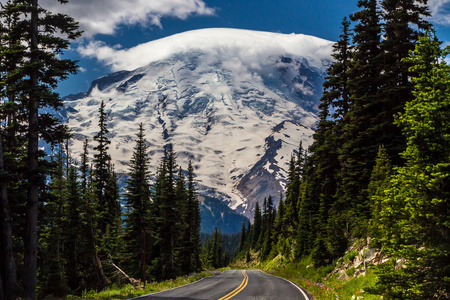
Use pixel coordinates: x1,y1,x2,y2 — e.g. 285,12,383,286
134,269,309,300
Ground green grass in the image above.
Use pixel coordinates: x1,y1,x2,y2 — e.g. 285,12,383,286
249,255,381,300
347,250,359,263
66,270,226,299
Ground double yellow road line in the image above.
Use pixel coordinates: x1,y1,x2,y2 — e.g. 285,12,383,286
218,270,248,300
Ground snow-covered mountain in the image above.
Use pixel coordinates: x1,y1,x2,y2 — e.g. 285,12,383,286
63,28,333,220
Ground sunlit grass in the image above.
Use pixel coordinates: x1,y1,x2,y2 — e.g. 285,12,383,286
229,252,382,300
259,258,382,300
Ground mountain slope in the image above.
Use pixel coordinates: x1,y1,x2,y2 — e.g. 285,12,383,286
63,28,333,220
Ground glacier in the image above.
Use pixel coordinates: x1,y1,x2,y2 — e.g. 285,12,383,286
63,28,333,220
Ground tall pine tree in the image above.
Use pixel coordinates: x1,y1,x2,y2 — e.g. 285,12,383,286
0,0,82,297
123,123,152,280
338,0,383,236
93,100,112,234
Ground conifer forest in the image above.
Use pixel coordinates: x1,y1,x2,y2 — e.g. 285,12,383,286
0,0,449,299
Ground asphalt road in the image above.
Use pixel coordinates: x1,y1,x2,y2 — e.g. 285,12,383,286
135,269,309,300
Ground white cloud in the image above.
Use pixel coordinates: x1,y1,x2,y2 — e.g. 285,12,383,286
40,0,215,37
428,0,450,26
77,28,334,72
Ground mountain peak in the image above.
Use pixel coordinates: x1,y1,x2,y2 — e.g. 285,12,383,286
80,28,334,73
65,29,332,219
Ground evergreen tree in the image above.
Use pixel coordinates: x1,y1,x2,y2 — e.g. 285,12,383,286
283,154,300,234
0,130,17,300
152,145,180,279
5,1,82,297
83,172,108,289
260,196,275,260
295,17,352,261
123,124,152,280
100,162,122,257
377,0,431,167
272,194,290,257
187,161,202,272
93,100,112,234
0,3,28,295
64,163,84,291
205,228,224,269
176,167,188,273
296,157,316,258
323,17,352,119
369,31,450,299
257,197,267,248
177,160,201,274
338,0,383,236
80,139,89,195
238,221,246,252
367,146,392,245
39,146,68,297
279,144,305,252
251,201,261,249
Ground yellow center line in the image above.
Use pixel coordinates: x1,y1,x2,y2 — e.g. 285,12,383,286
218,270,248,300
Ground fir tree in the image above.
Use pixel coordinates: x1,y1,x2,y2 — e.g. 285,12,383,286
338,0,383,237
152,145,180,280
238,221,246,252
39,146,68,297
367,146,392,245
0,4,27,295
187,161,202,272
251,201,261,249
100,162,122,257
205,228,224,268
64,163,84,291
260,196,275,260
180,161,201,273
377,0,431,167
283,154,300,234
323,17,352,119
272,194,289,257
80,139,89,195
175,167,188,274
257,197,267,248
294,18,352,261
369,30,450,299
83,172,108,289
93,100,112,234
11,1,81,297
123,124,152,280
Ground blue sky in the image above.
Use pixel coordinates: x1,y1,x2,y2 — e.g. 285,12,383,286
40,0,450,96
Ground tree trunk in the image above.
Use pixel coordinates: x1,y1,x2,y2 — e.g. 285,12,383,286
0,132,18,300
142,231,146,286
0,270,3,300
89,220,108,288
24,0,39,298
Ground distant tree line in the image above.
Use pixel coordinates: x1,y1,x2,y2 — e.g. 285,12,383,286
237,0,449,298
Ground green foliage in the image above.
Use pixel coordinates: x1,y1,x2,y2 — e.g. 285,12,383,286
0,0,81,297
122,124,152,281
251,201,262,248
346,267,356,277
203,228,227,269
368,30,450,299
347,250,358,263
